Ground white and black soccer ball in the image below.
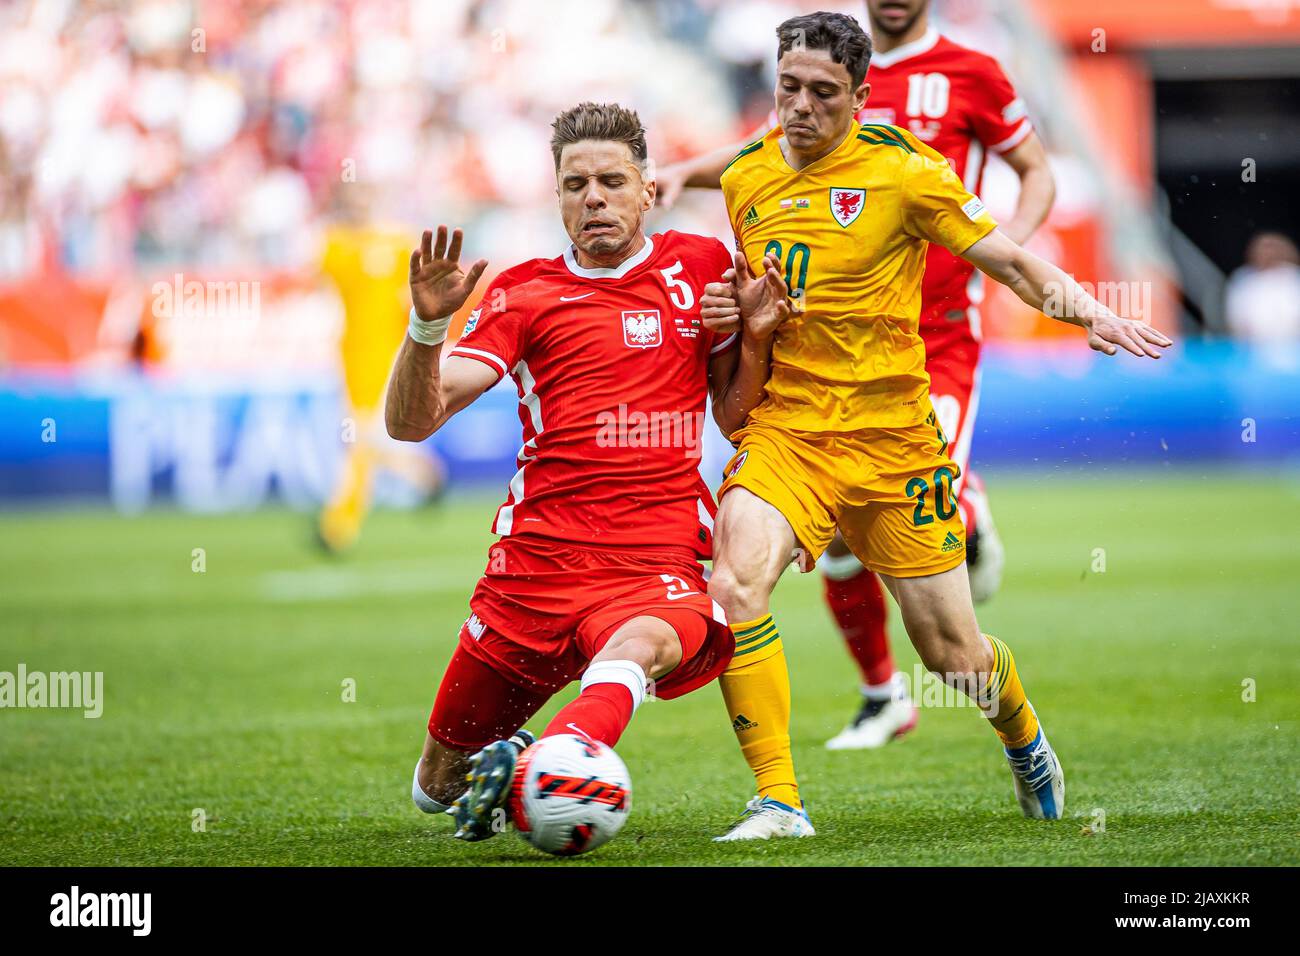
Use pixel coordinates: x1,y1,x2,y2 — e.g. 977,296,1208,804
508,734,632,856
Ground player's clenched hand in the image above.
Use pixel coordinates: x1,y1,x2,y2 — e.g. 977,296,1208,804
701,275,742,335
1084,311,1173,359
410,225,488,322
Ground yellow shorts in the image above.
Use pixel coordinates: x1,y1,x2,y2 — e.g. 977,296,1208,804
719,405,966,578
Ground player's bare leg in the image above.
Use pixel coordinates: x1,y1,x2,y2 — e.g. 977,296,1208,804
446,728,537,841
819,530,918,750
709,487,815,840
414,730,535,807
542,615,683,745
879,565,1065,819
710,487,797,620
414,734,471,810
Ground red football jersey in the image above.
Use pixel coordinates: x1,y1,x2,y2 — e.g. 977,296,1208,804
857,29,1033,343
447,230,736,557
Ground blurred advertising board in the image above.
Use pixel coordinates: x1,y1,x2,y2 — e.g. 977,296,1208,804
2,342,1296,509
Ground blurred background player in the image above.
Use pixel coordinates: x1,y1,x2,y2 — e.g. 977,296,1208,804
317,182,445,553
656,0,1056,750
1223,231,1300,344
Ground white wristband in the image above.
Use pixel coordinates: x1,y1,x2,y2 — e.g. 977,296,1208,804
408,306,452,346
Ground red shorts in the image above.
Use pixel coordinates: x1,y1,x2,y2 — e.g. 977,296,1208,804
428,535,734,751
923,330,981,499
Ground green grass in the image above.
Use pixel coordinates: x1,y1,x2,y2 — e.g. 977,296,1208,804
1,471,1297,866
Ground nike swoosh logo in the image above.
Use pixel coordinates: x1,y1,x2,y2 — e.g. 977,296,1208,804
666,590,700,601
559,292,595,301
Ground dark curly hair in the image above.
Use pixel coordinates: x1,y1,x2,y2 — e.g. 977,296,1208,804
777,11,873,87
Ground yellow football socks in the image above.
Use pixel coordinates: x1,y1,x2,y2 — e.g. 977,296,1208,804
980,634,1041,750
719,614,801,808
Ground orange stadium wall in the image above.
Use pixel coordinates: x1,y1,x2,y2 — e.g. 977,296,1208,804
983,48,1172,341
0,277,112,367
982,7,1183,339
1029,0,1300,47
0,271,342,371
1066,52,1154,199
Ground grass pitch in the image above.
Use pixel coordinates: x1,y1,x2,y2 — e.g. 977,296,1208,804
1,471,1296,866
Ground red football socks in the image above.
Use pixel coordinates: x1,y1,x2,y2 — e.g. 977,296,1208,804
823,564,894,687
544,682,636,746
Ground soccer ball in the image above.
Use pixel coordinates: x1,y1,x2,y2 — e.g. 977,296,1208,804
508,734,632,856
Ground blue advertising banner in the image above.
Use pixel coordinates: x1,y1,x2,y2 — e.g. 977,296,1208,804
1,343,1296,509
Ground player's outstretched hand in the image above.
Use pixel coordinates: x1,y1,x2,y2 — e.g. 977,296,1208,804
410,225,488,322
741,251,792,340
1085,311,1173,359
701,252,792,338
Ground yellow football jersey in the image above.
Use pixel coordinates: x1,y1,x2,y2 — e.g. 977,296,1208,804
721,122,997,431
321,224,411,410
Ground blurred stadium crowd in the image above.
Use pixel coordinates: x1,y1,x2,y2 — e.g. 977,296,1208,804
0,0,818,280
2,0,1298,333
